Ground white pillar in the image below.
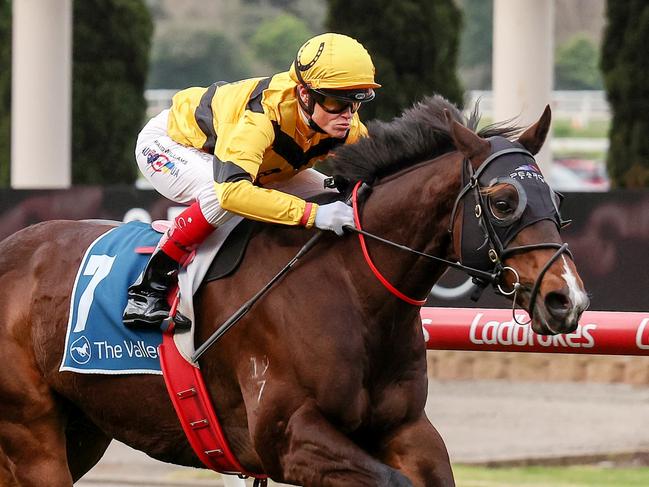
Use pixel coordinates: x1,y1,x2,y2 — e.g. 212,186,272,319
11,0,72,188
493,0,554,173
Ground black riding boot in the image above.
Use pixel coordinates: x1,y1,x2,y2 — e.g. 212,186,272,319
123,250,191,330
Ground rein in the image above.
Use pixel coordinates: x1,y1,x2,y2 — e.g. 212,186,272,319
348,181,500,306
351,182,426,306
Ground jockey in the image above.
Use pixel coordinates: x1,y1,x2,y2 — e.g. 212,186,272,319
123,33,380,329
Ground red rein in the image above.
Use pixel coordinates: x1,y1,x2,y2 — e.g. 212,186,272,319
351,181,427,306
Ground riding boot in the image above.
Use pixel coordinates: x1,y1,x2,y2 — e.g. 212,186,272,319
123,249,186,329
123,202,215,330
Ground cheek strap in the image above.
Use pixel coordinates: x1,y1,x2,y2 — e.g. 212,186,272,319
308,117,327,134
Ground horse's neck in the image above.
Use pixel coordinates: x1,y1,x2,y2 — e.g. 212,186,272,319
352,152,461,310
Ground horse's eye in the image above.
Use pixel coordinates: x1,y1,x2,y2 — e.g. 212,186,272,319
484,181,523,224
494,200,512,213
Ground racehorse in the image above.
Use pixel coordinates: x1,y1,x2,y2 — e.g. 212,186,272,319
0,96,588,487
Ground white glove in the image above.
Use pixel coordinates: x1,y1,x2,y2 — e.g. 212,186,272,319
314,201,355,236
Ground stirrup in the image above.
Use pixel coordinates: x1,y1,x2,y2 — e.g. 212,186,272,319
123,292,171,329
161,311,192,332
123,312,168,330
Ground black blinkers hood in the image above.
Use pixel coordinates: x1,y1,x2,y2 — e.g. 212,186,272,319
459,136,562,272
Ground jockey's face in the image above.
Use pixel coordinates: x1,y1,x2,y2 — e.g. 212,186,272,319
311,101,353,138
297,84,354,139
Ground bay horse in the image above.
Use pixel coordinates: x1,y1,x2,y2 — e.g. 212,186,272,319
0,96,588,487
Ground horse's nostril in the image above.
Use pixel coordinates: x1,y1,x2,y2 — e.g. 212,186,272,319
545,291,570,318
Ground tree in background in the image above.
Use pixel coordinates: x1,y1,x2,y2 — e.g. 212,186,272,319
555,34,603,90
251,13,313,70
457,0,492,90
241,0,324,34
148,28,252,88
601,1,649,188
73,0,152,184
0,0,11,186
147,0,325,86
326,0,463,121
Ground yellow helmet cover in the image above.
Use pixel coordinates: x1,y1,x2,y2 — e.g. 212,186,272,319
290,33,381,91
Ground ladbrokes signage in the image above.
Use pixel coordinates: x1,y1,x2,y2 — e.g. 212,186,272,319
466,312,596,349
421,307,649,356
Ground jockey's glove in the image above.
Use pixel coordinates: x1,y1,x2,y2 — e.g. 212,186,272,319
314,201,355,236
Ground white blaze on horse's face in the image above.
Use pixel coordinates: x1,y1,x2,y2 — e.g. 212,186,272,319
561,255,590,324
498,218,588,336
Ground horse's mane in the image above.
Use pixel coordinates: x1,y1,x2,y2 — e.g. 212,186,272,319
328,94,522,183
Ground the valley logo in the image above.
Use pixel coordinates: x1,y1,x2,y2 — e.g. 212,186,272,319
69,336,92,365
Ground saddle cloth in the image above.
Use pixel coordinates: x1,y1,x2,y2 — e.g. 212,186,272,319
60,217,243,374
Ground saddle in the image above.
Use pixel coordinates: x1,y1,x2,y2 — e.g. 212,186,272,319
203,188,344,283
204,218,260,283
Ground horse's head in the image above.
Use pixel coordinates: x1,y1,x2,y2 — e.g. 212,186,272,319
446,106,589,335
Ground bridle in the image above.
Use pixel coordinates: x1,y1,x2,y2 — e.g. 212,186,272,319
348,140,573,326
448,142,572,324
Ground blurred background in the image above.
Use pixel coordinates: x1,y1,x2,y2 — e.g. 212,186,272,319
0,0,620,191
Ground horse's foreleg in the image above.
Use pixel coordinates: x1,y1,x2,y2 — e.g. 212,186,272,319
378,415,455,487
0,408,73,487
0,342,73,486
0,406,73,487
262,401,413,487
65,412,112,482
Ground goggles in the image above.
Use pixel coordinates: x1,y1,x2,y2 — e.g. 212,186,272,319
310,87,374,114
483,178,566,230
311,92,362,114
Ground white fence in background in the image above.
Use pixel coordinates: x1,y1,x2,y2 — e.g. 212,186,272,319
145,89,177,118
466,90,610,124
146,89,611,124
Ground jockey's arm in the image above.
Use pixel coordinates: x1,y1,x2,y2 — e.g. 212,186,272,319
213,111,317,227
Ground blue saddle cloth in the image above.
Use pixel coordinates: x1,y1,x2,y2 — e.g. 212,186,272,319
60,221,165,374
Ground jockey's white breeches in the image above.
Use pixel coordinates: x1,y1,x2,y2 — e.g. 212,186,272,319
135,110,333,225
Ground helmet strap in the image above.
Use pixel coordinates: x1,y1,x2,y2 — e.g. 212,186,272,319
296,86,314,115
296,86,327,134
308,117,327,134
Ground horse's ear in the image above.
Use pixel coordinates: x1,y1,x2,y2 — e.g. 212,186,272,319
444,109,490,167
517,105,551,155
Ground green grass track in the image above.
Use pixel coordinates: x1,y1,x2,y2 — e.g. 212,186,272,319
454,464,649,487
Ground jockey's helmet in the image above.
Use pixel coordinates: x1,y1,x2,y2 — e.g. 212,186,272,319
290,33,380,106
